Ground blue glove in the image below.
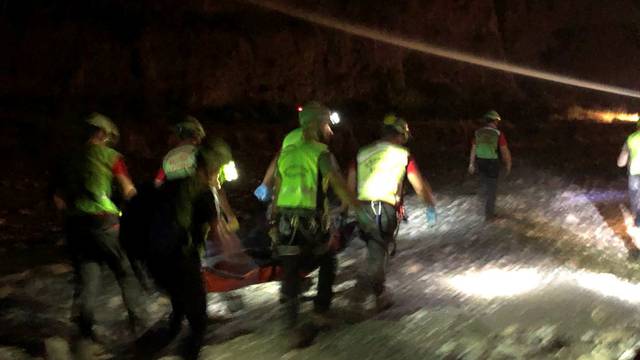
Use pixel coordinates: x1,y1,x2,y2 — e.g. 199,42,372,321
253,184,272,202
425,206,437,226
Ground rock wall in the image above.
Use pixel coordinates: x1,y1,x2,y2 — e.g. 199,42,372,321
3,0,640,121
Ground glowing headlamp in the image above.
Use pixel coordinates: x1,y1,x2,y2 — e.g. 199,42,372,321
330,112,341,125
221,161,239,182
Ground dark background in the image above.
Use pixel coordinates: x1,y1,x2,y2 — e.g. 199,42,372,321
1,0,640,218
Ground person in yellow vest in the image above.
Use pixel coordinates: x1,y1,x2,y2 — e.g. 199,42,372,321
155,116,238,230
273,101,374,347
468,110,512,221
618,122,640,228
347,114,436,311
52,113,148,343
254,107,336,202
154,116,206,187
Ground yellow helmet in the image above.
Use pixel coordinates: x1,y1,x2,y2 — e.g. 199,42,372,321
176,116,206,141
383,114,410,138
86,112,119,143
483,110,501,122
298,101,331,129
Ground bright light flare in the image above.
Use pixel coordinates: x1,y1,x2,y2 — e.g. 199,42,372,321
568,105,639,123
330,111,341,125
446,267,549,299
574,272,640,303
445,266,640,304
222,161,239,181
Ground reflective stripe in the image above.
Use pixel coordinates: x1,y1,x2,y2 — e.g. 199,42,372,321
276,140,328,210
357,142,409,205
475,127,500,159
162,144,197,180
628,131,640,175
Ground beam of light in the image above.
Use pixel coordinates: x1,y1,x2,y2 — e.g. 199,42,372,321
446,267,551,298
445,266,640,304
568,105,640,123
242,0,640,99
573,271,640,303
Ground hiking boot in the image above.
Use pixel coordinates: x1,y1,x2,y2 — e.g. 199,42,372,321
375,292,394,313
311,311,339,329
289,323,319,349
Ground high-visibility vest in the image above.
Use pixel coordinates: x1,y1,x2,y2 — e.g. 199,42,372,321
357,141,409,206
71,144,120,215
276,140,328,210
627,131,640,175
475,126,501,160
163,144,197,180
282,128,303,149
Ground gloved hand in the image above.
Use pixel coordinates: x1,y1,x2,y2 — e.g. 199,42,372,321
253,183,272,202
425,206,437,226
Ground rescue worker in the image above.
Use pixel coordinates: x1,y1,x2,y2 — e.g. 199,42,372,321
347,114,437,311
154,116,206,187
254,107,334,202
140,138,236,360
617,121,640,227
272,101,374,347
468,110,512,221
155,116,238,230
52,113,147,342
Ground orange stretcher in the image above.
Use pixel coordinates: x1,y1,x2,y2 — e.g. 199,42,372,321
202,260,286,293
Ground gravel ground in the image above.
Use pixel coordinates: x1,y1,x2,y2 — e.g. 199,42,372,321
3,167,640,359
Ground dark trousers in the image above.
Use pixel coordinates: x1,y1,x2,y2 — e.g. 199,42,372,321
66,213,145,338
477,158,500,218
276,216,336,328
145,239,206,360
630,175,640,227
358,201,398,296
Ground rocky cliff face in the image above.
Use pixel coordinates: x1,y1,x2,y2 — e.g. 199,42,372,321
3,0,640,122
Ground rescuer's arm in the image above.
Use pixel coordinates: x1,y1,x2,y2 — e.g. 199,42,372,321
347,164,357,195
319,153,359,209
407,167,436,208
468,144,477,175
115,174,137,200
499,145,512,176
112,158,137,200
342,163,357,212
618,143,630,168
262,155,278,189
254,154,278,202
320,153,381,237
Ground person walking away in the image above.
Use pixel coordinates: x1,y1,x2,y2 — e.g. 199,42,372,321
618,122,640,251
468,110,512,221
272,101,374,348
347,114,437,311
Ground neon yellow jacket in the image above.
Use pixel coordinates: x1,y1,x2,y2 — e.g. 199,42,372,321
357,141,409,206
